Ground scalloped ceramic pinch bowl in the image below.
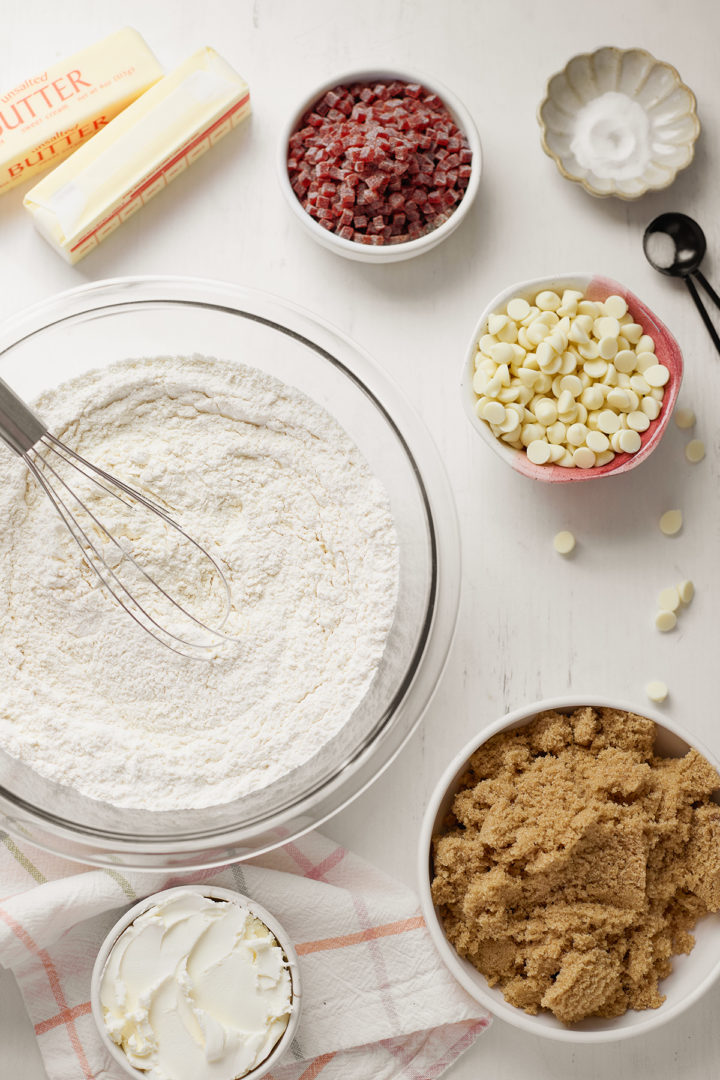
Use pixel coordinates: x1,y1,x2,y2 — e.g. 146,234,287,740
538,47,700,200
418,695,720,1043
461,273,683,482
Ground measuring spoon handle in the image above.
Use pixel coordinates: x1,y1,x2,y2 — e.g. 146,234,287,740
686,275,720,355
694,269,720,312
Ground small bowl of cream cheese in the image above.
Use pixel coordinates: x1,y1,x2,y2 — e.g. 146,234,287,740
91,886,301,1080
538,47,700,199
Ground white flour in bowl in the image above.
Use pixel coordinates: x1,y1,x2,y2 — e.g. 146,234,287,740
0,355,399,810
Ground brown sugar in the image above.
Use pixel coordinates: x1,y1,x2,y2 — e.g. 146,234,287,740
431,707,720,1025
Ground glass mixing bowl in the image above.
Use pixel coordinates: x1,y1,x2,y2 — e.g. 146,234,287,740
0,277,460,869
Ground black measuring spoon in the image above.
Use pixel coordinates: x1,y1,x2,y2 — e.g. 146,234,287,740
643,212,720,355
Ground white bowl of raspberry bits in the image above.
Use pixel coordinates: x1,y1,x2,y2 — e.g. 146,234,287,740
278,68,481,262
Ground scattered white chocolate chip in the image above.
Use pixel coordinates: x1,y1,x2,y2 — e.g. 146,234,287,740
553,530,576,555
685,439,705,463
646,680,668,703
659,509,682,536
473,288,664,469
674,407,695,429
678,579,694,605
655,610,677,632
658,586,680,612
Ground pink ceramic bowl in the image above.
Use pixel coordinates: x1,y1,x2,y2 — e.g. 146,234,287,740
461,274,683,482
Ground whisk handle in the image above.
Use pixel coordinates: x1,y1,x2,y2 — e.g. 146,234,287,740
0,377,47,455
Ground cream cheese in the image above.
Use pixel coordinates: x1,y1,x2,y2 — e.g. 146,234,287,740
100,891,293,1080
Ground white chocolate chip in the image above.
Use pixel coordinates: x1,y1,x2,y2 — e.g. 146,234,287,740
536,290,561,311
640,397,661,420
559,374,583,397
658,586,680,612
568,321,590,345
678,579,694,605
644,364,670,388
583,358,607,378
623,323,643,343
614,349,637,374
535,398,558,426
627,410,650,432
603,295,628,319
586,430,610,453
606,388,631,411
630,374,651,395
482,401,506,425
527,439,552,464
496,320,518,343
598,336,619,360
507,297,530,321
685,439,705,463
521,423,544,446
602,363,618,387
553,530,576,555
655,610,677,632
579,386,604,411
490,342,515,365
546,331,567,355
646,680,668,703
488,314,509,335
674,407,695,429
527,321,547,346
566,422,589,447
597,410,620,435
659,509,682,536
594,316,620,339
573,446,595,469
618,429,641,453
635,352,657,373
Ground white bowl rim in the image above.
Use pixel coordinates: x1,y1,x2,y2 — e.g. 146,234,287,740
276,65,482,260
418,693,720,1044
460,272,682,481
90,884,302,1079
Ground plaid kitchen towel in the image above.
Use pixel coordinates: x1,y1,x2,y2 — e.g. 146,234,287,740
0,830,490,1080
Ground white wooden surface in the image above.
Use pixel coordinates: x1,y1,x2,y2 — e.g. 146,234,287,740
1,1,719,1077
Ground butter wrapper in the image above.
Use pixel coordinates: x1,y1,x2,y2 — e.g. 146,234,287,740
0,27,163,194
24,47,251,264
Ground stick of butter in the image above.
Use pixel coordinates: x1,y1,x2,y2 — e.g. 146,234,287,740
24,48,251,264
0,27,163,195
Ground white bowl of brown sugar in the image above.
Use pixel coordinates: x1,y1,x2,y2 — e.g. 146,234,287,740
418,696,720,1043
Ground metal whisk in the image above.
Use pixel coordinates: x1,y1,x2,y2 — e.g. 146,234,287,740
0,376,233,661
